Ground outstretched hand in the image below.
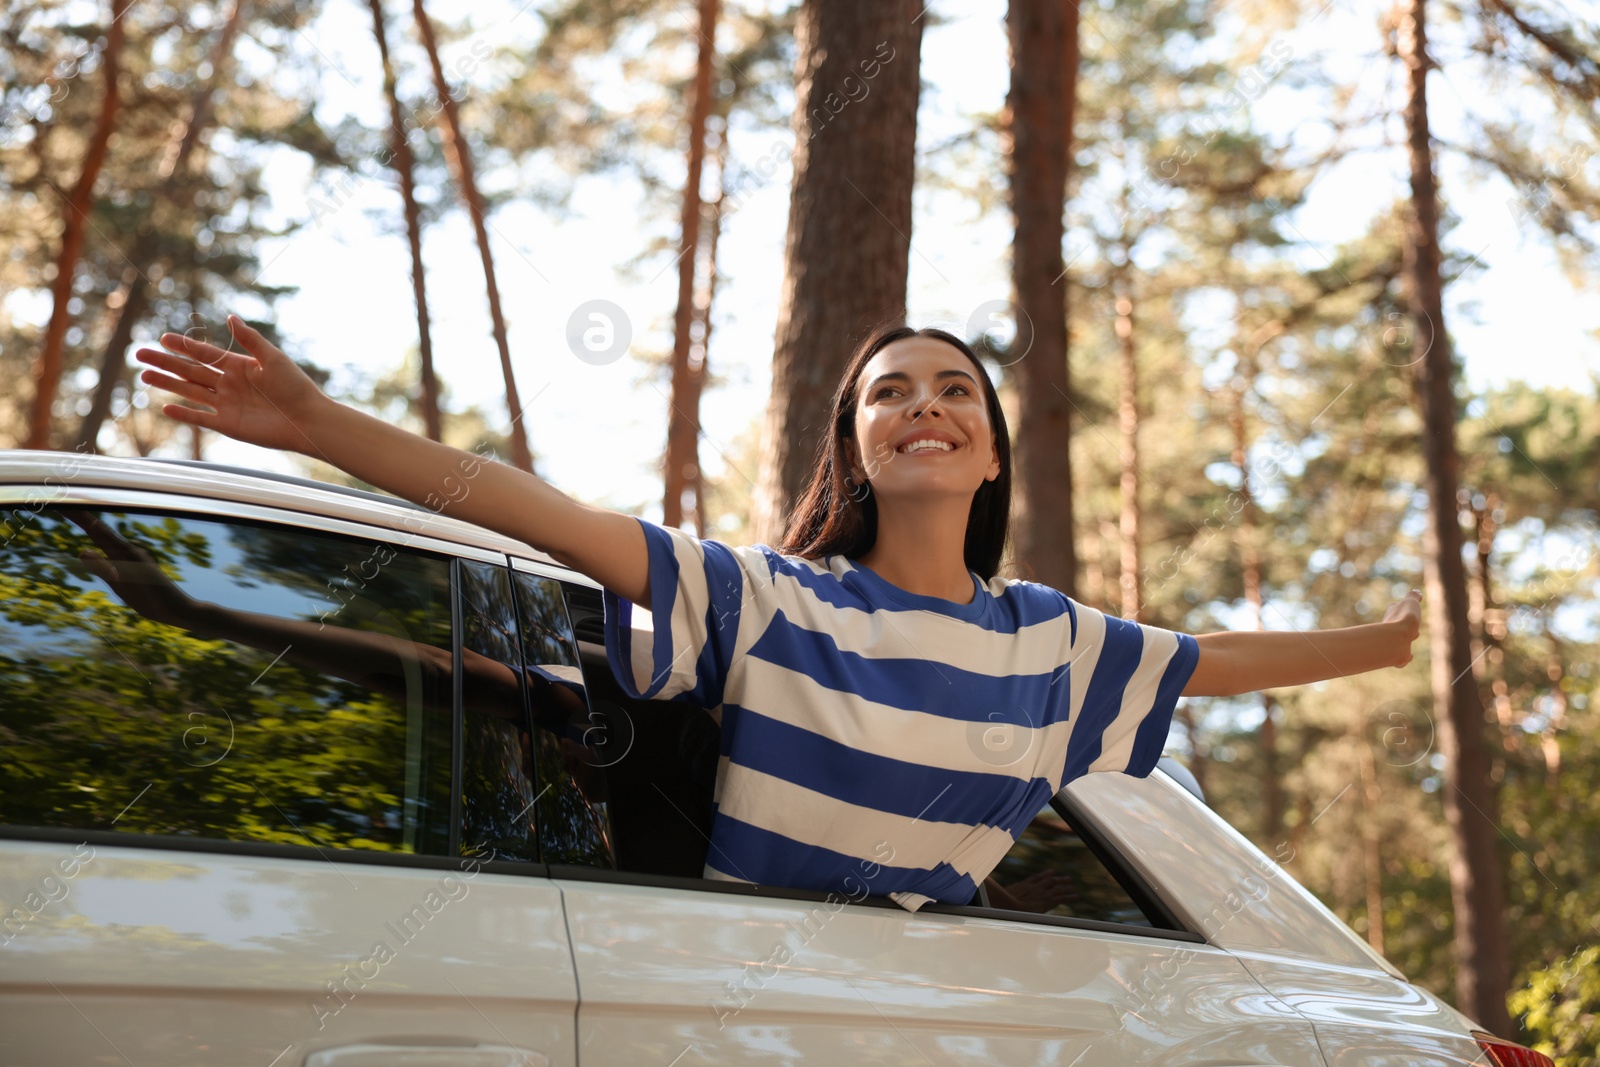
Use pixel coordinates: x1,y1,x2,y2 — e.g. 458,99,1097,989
135,316,328,454
1383,589,1424,667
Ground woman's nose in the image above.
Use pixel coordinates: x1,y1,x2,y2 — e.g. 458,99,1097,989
911,389,946,420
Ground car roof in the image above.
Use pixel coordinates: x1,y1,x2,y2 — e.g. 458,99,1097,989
0,449,580,576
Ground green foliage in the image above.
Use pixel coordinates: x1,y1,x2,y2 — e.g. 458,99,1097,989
1510,945,1600,1066
0,0,340,450
0,508,454,854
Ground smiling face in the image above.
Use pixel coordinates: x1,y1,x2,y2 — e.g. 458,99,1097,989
847,335,1002,501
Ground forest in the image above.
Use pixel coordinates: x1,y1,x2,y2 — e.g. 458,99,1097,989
2,0,1598,1059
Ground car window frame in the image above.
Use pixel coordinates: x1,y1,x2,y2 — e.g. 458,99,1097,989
506,558,619,870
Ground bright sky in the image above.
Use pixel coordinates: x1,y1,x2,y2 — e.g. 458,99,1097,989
104,0,1600,521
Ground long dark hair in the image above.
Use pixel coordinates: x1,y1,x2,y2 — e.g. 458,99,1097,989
778,324,1013,579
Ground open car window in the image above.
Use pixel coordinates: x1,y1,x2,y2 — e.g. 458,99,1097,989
554,580,1191,939
982,800,1157,927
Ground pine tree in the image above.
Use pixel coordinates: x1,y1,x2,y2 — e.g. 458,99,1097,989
1005,0,1079,595
750,0,924,543
412,0,534,472
24,0,128,449
663,0,721,529
368,0,441,442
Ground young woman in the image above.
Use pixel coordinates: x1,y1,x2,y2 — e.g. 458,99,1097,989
134,317,1421,910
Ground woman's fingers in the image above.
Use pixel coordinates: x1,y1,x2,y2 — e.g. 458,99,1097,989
227,314,280,363
136,348,227,385
160,402,222,430
157,331,234,367
140,369,218,407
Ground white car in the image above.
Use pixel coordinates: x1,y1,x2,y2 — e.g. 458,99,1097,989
0,452,1546,1066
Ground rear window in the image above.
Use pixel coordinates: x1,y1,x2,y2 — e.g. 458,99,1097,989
0,507,454,855
985,801,1156,927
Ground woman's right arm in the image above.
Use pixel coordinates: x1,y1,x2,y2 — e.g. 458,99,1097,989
135,316,651,609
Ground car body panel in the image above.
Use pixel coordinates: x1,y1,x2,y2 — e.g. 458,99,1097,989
1227,951,1488,1066
0,839,576,1067
1065,771,1487,1062
557,876,1325,1066
1066,770,1400,973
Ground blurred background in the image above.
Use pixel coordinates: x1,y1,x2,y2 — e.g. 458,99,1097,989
2,0,1597,1058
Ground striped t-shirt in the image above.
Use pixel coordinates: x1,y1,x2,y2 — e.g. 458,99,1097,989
602,518,1200,911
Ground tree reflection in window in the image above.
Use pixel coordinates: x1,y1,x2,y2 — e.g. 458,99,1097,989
511,572,614,868
0,508,453,855
458,560,539,861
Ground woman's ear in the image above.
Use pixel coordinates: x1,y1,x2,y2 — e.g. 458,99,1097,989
842,438,863,482
985,433,1001,482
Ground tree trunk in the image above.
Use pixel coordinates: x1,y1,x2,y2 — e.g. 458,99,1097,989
1005,0,1079,596
1177,705,1207,797
25,0,130,450
1357,730,1387,956
1098,516,1119,615
690,132,730,540
369,0,441,441
413,0,533,472
1115,280,1142,622
1399,0,1511,1036
1082,519,1106,610
1470,494,1515,751
1540,642,1565,797
75,271,148,451
751,0,924,543
75,0,245,453
664,0,720,529
1230,351,1283,844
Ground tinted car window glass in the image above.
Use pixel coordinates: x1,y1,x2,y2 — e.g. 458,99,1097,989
987,802,1153,926
0,507,452,855
458,560,540,862
512,572,613,868
559,582,712,878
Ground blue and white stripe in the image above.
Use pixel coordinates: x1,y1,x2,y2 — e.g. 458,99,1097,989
602,518,1200,911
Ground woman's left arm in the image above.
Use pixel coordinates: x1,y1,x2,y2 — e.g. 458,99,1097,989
1181,591,1423,697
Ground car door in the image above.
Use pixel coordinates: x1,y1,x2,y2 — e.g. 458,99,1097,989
545,575,1320,1065
553,800,1324,1066
0,497,577,1067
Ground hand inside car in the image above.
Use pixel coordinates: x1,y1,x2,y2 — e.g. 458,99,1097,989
989,870,1078,914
